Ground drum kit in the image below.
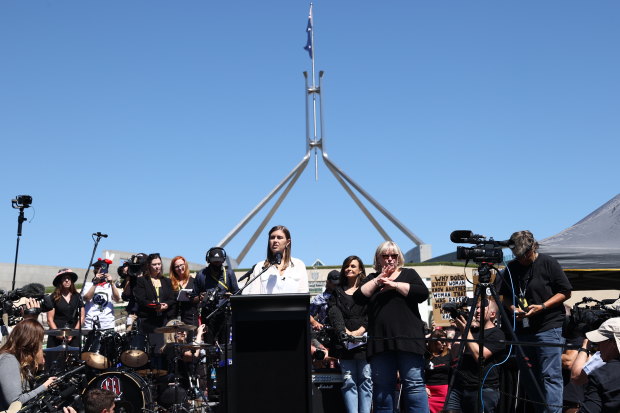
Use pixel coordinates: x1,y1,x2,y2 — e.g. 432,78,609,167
42,323,223,413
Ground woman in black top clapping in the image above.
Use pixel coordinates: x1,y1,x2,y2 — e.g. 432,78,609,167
354,241,430,413
329,255,372,413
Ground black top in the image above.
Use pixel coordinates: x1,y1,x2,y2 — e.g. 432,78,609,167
49,293,82,328
498,253,572,333
580,358,620,413
328,287,368,360
353,268,429,357
425,353,451,386
133,276,177,325
176,277,199,326
453,326,506,389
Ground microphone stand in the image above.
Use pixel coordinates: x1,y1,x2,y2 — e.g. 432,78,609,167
79,233,105,295
200,261,275,413
78,233,105,364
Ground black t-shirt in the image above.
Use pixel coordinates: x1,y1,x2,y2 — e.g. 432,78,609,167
580,358,620,413
498,253,572,333
328,288,368,360
353,268,429,357
454,326,505,389
425,353,451,386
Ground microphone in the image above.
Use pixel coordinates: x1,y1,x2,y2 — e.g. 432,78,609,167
450,230,485,243
237,264,257,283
93,232,108,238
8,283,46,300
274,252,282,265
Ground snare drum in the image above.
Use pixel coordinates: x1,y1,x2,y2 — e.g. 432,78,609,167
120,331,150,368
82,330,119,369
85,370,153,413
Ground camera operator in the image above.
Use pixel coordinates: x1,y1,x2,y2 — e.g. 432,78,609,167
576,318,620,413
496,230,572,413
82,259,121,330
445,298,506,413
192,247,239,344
119,253,147,330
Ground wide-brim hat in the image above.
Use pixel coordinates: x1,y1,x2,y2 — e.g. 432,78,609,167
53,268,78,287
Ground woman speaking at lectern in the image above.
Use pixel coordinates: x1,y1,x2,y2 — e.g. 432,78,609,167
242,225,309,294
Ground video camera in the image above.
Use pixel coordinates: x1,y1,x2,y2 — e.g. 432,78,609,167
0,283,47,326
116,253,148,288
441,297,473,320
450,230,512,264
569,297,620,334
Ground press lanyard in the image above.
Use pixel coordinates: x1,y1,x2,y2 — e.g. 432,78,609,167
210,267,229,291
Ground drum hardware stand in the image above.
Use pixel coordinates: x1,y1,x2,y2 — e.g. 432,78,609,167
79,232,107,295
442,262,545,413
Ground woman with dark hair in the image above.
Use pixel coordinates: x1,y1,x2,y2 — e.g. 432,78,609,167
425,329,451,413
47,269,84,348
0,320,57,410
243,225,308,294
328,255,372,413
169,256,198,326
133,253,177,359
354,241,430,413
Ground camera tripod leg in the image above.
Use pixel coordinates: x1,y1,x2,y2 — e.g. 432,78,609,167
487,284,546,411
442,283,484,412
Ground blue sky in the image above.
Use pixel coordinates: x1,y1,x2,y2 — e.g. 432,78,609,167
1,1,618,272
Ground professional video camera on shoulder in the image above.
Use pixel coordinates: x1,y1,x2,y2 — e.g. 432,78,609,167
0,283,47,325
450,230,513,264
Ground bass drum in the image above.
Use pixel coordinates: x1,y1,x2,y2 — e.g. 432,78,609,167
85,370,153,413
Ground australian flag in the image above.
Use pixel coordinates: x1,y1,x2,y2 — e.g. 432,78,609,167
303,5,313,59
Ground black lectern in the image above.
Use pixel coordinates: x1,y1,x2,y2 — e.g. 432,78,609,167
229,293,312,413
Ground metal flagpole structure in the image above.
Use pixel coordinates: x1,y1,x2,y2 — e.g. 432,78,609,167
218,3,430,266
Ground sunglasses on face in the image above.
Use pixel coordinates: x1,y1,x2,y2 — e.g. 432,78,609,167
382,254,398,260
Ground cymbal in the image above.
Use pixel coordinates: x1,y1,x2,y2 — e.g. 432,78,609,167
153,323,197,334
135,368,168,377
44,345,80,352
46,328,80,337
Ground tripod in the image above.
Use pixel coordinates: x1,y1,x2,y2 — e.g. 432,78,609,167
443,262,545,413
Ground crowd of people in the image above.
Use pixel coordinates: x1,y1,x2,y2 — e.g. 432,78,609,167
0,226,619,413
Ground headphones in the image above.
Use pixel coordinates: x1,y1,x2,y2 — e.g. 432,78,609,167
206,247,227,264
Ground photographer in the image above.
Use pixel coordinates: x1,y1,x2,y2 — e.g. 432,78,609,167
497,230,572,413
82,259,121,330
192,247,239,344
578,318,620,413
445,298,505,413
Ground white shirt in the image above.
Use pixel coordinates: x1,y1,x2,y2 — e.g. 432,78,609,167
242,257,309,295
82,282,116,329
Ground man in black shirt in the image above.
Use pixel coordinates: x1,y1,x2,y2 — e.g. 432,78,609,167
497,230,572,413
192,247,239,344
445,298,506,413
579,317,620,413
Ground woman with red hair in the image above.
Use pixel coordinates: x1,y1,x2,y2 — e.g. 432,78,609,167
0,320,57,410
169,255,198,326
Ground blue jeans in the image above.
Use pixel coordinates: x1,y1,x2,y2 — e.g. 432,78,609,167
340,359,372,413
519,326,564,413
444,387,500,413
370,351,429,413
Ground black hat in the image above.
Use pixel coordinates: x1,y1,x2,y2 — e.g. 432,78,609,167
53,268,78,287
327,270,341,286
